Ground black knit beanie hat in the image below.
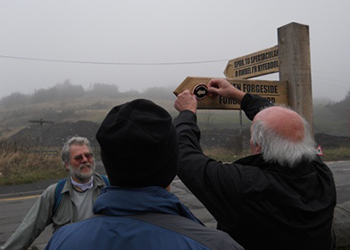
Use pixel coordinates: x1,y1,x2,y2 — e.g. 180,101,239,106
96,99,178,188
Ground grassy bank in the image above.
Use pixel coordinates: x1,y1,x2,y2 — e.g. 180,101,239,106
1,141,349,186
0,142,66,186
204,147,350,163
320,147,350,162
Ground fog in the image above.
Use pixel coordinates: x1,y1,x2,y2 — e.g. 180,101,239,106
1,0,349,101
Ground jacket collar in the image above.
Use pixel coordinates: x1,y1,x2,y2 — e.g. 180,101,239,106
234,154,314,176
62,172,105,194
93,186,202,224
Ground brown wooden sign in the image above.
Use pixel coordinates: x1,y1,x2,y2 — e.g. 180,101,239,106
174,77,288,110
224,45,279,79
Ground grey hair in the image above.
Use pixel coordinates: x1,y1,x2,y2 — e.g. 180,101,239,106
251,116,316,167
61,136,92,164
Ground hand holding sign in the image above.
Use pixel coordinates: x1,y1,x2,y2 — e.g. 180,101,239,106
174,77,288,110
207,78,246,104
174,90,198,114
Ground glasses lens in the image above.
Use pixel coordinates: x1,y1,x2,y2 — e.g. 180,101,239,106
74,153,93,161
84,153,93,159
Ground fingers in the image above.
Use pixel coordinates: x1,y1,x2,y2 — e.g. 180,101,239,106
208,79,219,88
208,79,223,92
179,89,192,97
174,78,245,113
174,90,197,113
208,78,245,102
208,78,227,96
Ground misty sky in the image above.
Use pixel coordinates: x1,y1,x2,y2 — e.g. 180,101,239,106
1,0,349,101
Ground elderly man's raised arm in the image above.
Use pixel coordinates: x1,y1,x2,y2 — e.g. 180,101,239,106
208,78,274,120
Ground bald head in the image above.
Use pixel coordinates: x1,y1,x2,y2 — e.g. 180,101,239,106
254,107,304,142
250,106,316,167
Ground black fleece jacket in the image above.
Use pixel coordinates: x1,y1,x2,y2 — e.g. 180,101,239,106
173,93,336,250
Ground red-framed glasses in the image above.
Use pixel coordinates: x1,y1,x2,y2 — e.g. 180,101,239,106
73,153,93,162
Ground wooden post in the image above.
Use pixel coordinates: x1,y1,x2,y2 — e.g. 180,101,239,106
348,108,350,136
348,109,350,137
278,22,313,133
29,119,53,154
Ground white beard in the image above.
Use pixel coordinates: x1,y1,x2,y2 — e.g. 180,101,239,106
69,162,95,182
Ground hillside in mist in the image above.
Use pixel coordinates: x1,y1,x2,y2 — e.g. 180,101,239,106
0,81,349,141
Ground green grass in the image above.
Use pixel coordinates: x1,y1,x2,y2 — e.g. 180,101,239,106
1,140,350,186
204,147,350,163
0,168,66,186
321,147,350,162
0,143,66,186
204,148,250,162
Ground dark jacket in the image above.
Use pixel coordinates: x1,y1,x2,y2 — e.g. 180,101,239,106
44,186,243,250
173,94,336,250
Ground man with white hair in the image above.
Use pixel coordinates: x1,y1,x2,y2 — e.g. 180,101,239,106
174,78,336,250
1,136,109,250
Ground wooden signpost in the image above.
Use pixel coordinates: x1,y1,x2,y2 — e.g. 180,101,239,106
174,22,313,129
174,77,288,110
224,45,279,79
173,23,350,245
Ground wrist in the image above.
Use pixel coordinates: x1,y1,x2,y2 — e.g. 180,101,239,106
181,109,196,115
228,89,245,103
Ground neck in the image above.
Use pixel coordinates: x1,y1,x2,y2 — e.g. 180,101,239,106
71,175,92,184
70,176,94,191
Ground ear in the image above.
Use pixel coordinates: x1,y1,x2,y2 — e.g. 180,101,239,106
255,144,262,154
64,163,70,172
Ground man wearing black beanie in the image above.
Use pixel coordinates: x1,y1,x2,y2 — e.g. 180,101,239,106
45,99,243,250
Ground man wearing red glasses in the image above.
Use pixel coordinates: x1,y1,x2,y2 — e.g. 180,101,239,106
1,136,109,250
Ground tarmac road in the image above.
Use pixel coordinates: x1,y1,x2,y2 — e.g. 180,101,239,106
0,176,215,250
0,161,349,250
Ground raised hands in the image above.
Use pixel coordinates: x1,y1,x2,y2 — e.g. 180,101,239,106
174,89,198,113
208,78,245,104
